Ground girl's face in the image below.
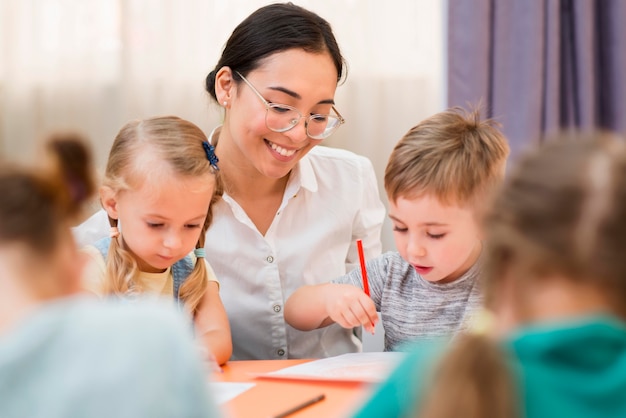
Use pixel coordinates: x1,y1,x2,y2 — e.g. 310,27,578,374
389,194,483,284
103,172,214,273
220,48,339,179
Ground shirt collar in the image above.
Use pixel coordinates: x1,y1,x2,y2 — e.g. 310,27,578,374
289,152,318,194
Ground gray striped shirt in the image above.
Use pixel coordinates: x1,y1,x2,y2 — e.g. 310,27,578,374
332,251,482,351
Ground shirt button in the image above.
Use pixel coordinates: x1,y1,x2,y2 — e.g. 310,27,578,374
277,349,285,356
266,255,274,263
273,304,282,313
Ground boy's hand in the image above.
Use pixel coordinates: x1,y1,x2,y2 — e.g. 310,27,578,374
325,284,378,334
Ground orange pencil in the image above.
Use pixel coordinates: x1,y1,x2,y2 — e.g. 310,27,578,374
356,239,370,296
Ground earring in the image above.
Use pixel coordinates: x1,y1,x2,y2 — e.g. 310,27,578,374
223,101,228,107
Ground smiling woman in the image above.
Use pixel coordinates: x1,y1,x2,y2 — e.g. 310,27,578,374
197,3,386,360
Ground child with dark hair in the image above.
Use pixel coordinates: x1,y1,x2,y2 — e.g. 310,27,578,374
0,135,220,418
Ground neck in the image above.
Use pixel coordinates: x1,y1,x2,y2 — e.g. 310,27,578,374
0,248,70,335
0,272,41,335
493,275,615,336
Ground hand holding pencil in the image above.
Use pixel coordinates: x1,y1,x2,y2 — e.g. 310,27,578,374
283,238,378,334
316,239,378,334
322,283,378,334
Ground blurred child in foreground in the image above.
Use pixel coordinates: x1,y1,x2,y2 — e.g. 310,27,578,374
0,135,220,418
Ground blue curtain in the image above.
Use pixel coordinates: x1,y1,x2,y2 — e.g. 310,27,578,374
448,0,626,160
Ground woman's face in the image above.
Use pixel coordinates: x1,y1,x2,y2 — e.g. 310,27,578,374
220,49,339,179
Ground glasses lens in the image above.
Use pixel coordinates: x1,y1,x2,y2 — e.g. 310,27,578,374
307,115,341,139
266,105,301,132
265,104,343,139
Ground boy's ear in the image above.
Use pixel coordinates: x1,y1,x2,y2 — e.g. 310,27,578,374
99,186,119,220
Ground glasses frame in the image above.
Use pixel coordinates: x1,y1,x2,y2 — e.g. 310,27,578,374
235,71,345,140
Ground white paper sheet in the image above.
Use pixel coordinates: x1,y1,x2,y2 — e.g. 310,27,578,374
255,352,407,383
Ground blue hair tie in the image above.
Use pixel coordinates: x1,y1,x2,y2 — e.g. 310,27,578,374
194,248,206,259
202,142,219,171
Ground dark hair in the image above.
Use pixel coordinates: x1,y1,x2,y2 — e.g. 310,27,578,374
205,2,345,101
0,134,95,254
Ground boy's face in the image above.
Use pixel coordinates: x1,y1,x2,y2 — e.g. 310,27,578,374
389,194,482,284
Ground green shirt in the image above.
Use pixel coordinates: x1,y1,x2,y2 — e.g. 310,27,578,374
352,316,626,418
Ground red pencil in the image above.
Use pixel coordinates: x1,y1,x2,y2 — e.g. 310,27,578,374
356,239,370,296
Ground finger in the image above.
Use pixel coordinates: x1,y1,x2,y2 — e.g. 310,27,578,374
338,306,363,328
357,298,378,333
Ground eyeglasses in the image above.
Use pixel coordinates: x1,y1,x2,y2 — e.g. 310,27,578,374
236,71,345,140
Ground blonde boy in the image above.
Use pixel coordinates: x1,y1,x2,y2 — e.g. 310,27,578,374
284,107,510,351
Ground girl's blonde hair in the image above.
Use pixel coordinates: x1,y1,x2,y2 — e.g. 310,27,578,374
102,116,222,315
417,132,626,418
384,106,509,207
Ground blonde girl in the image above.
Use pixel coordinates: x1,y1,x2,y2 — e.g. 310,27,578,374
82,115,232,365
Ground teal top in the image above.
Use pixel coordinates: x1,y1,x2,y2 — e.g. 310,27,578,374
351,316,626,418
0,296,221,418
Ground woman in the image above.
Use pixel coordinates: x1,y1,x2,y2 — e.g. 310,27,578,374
76,3,385,360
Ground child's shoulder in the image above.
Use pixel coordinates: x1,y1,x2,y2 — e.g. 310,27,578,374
80,245,107,295
71,298,194,351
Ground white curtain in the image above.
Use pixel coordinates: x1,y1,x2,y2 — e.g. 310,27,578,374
0,0,446,252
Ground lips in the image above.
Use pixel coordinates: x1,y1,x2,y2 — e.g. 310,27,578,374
414,265,433,275
157,254,175,263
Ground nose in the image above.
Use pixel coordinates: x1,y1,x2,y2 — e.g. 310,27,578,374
406,235,427,259
282,117,309,144
162,231,182,251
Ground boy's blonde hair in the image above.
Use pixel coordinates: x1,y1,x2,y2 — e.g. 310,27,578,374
384,107,509,207
102,115,222,316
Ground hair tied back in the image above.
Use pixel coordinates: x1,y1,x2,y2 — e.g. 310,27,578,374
202,142,219,171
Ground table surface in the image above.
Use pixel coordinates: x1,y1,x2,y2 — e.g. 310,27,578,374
213,359,373,418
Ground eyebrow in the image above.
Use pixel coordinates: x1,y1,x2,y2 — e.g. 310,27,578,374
388,214,448,227
268,86,336,105
146,214,207,223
